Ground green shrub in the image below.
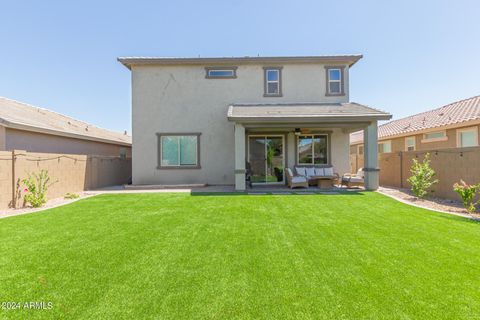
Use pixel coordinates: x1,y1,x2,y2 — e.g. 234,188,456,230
22,170,57,208
453,180,480,213
407,153,439,198
64,193,80,200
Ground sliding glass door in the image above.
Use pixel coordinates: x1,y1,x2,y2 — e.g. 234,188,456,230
248,135,284,184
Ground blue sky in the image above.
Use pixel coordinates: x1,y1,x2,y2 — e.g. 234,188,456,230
1,0,479,133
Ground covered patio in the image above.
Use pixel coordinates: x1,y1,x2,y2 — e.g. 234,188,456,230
227,102,392,191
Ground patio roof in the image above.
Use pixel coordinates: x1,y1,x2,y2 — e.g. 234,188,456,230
227,102,392,123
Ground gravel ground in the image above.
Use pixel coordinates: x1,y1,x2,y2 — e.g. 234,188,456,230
0,192,96,219
378,186,480,220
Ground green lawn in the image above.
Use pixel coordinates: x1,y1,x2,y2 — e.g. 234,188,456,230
1,192,480,319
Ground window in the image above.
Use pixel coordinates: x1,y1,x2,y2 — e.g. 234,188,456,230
358,145,364,155
457,127,478,147
325,66,344,96
157,133,200,168
378,141,392,153
422,131,447,143
405,137,416,151
297,135,328,165
205,67,237,79
263,67,282,96
119,147,127,159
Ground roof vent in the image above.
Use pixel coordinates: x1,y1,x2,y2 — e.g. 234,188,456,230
85,126,89,131
438,113,444,116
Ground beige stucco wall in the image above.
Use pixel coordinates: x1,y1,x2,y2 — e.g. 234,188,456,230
0,150,132,209
0,126,5,150
350,146,480,200
132,63,351,185
330,128,351,175
4,128,131,157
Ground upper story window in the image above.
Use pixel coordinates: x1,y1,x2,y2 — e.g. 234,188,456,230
157,133,201,169
205,67,237,79
263,67,282,97
422,131,447,143
405,137,416,151
325,66,345,96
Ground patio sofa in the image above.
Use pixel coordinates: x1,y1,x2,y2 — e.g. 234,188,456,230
294,166,339,187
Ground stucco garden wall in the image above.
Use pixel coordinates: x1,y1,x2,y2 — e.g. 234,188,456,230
350,146,480,200
0,150,131,209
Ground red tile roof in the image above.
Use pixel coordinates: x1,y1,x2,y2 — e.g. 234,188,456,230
350,95,480,144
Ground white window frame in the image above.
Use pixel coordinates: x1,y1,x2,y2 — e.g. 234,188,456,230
378,140,392,153
296,134,329,165
456,126,479,147
325,66,345,96
421,130,447,143
264,67,282,96
328,69,341,94
405,136,416,151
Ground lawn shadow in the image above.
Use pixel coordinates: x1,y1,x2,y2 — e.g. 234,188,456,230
190,189,366,197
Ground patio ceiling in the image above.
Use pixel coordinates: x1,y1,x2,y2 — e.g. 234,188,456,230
227,102,392,124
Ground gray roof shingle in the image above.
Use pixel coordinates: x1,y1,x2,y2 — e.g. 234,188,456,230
228,102,391,122
0,97,131,146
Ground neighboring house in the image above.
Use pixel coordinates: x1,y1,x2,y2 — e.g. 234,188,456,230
118,55,391,190
350,95,480,155
0,97,132,156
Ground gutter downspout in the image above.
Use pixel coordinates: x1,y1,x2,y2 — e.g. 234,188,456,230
399,151,404,188
11,150,16,208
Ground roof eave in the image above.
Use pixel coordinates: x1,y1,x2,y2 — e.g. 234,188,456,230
228,114,392,123
118,55,363,70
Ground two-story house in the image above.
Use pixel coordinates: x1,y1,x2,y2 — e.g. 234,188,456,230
118,55,391,190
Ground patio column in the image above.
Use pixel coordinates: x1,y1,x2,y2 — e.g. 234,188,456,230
363,120,379,190
234,123,246,191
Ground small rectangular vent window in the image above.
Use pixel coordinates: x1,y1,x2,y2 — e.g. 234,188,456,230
205,67,237,79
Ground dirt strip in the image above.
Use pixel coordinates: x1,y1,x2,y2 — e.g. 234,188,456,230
378,186,480,221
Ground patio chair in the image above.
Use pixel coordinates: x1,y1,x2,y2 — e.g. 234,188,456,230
245,162,252,188
341,168,365,188
285,168,308,189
